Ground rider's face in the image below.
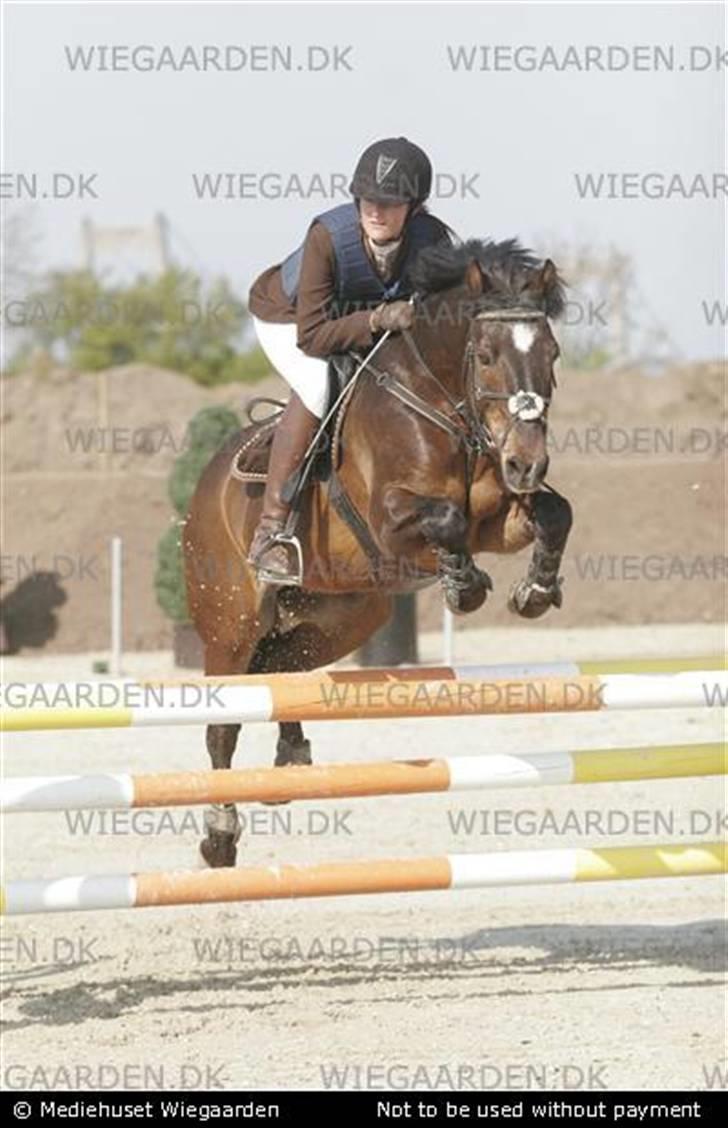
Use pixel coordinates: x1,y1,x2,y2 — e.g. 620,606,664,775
359,199,410,244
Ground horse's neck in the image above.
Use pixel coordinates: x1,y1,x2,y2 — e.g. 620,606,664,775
403,302,470,397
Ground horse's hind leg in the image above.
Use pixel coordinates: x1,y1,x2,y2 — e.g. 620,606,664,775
199,639,260,869
199,592,390,852
249,624,332,770
201,721,242,868
251,594,392,768
247,627,323,769
275,722,312,766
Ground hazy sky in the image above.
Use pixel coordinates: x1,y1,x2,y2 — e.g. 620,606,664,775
3,1,726,361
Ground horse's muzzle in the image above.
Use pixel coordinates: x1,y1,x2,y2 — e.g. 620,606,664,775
503,453,550,494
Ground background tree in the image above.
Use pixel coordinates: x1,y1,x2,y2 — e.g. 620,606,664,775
4,268,270,385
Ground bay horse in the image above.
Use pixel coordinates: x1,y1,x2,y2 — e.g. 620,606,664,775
183,238,573,867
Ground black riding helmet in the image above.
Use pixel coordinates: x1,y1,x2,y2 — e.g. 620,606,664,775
349,137,432,205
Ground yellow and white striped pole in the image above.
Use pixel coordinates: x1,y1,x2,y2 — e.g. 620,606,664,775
1,742,724,813
2,843,725,915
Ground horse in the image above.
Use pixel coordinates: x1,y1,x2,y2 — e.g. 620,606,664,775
183,237,573,867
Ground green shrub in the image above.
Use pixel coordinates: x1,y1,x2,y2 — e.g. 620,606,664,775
155,522,189,623
154,405,242,623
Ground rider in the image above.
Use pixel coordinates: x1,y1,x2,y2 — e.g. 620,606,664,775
247,136,454,584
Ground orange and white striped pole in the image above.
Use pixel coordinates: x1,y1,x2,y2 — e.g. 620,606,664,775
2,843,726,915
1,742,725,813
1,669,726,732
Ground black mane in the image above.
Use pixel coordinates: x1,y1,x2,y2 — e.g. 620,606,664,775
407,237,566,319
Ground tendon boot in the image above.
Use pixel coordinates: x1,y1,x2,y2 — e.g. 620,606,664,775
247,392,320,584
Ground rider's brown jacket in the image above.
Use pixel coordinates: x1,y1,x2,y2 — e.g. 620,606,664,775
249,221,391,358
248,221,374,356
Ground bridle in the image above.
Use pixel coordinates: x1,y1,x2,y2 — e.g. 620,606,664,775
364,302,552,461
464,307,552,458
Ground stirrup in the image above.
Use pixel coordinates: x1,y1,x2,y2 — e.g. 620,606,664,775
253,530,304,587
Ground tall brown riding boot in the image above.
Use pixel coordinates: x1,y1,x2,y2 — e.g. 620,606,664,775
247,392,320,584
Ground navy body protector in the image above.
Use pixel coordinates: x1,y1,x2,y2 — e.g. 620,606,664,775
279,202,445,308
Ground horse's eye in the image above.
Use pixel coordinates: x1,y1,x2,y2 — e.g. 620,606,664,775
477,346,494,366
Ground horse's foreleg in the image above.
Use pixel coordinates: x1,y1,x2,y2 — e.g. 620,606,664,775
425,500,493,615
507,489,573,618
380,490,492,615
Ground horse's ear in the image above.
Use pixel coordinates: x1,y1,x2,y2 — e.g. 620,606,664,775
541,259,558,290
536,258,565,317
465,259,484,294
521,258,565,316
524,259,556,295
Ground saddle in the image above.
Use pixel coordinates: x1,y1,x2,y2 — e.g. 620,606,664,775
230,354,359,488
229,353,384,580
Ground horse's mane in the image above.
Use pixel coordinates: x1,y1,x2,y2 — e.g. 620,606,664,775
407,237,566,319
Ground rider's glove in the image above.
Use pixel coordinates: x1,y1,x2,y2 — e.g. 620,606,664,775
369,300,415,334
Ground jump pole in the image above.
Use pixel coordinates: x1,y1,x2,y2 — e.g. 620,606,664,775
2,671,726,732
3,843,726,915
2,742,725,814
143,654,727,687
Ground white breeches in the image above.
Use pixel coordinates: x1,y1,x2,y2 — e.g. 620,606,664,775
252,316,329,418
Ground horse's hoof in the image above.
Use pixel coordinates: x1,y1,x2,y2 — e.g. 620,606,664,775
444,569,492,616
263,737,313,806
199,832,238,869
508,578,563,619
275,736,312,767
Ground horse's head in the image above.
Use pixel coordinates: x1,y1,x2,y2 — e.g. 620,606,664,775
462,244,564,491
464,250,564,494
410,238,565,495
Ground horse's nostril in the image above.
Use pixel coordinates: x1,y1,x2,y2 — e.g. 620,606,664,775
505,454,549,490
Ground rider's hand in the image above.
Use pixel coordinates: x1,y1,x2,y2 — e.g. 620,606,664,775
369,300,415,334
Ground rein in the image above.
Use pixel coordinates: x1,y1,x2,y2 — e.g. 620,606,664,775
364,304,551,460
